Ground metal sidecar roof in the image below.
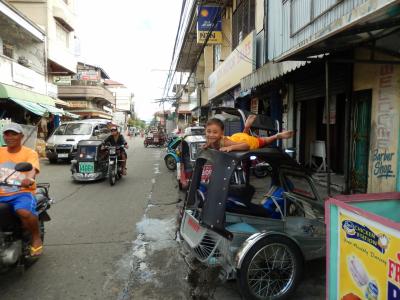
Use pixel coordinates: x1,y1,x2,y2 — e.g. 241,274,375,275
77,139,103,146
187,148,303,240
183,135,206,143
212,107,278,132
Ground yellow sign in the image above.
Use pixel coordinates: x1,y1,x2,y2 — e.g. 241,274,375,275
67,101,88,108
197,31,222,44
338,208,400,300
208,31,254,100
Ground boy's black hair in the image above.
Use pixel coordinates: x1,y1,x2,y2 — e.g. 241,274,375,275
206,118,224,130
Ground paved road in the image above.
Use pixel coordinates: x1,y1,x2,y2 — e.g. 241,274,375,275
0,136,325,300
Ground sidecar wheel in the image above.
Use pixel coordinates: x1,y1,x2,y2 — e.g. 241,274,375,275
237,236,303,300
165,155,177,170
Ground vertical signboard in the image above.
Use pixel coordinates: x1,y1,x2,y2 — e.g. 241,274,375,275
197,6,222,44
338,208,400,300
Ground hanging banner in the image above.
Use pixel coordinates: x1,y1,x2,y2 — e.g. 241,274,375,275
338,208,400,300
197,6,222,44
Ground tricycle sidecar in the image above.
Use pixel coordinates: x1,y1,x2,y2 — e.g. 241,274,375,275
176,134,206,190
163,136,182,171
180,148,326,299
70,140,108,181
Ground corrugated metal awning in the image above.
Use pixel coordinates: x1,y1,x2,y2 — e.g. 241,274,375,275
240,60,309,90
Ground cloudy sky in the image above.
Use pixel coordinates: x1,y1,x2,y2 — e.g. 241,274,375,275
76,0,182,121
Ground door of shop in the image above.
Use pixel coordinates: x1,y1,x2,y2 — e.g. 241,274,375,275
350,90,372,193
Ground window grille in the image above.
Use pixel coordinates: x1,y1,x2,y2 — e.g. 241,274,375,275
232,0,255,49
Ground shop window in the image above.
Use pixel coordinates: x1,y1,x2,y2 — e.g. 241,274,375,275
3,44,14,59
56,22,69,48
232,0,255,49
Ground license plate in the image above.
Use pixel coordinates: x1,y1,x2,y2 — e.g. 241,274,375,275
58,153,69,158
79,162,94,173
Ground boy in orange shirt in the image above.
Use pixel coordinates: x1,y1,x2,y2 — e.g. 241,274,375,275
0,123,42,256
204,115,294,152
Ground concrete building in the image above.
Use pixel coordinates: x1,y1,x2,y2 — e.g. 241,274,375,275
104,79,134,128
173,0,400,194
57,62,115,120
7,0,78,99
0,0,46,93
0,0,71,126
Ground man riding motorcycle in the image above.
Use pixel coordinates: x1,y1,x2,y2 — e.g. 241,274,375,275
104,126,128,175
0,123,42,257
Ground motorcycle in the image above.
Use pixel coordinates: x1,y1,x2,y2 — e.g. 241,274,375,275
0,163,52,271
106,145,125,186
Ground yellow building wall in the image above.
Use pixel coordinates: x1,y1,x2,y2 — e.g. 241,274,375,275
353,49,400,193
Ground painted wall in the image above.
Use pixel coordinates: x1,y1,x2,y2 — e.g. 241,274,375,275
353,49,400,192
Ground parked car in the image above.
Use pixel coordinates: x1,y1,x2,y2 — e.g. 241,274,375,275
46,119,110,163
180,148,326,299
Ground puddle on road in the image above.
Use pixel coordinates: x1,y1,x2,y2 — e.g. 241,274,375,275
136,217,176,252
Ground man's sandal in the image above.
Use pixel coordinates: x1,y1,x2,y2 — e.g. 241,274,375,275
29,245,43,257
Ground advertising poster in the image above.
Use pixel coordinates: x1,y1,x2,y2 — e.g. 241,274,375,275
197,6,222,44
338,208,400,300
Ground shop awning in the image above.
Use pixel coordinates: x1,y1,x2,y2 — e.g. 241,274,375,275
0,83,56,106
9,98,48,116
240,60,309,90
39,103,65,116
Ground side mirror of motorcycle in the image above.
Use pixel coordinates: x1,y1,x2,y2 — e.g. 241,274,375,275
15,162,33,172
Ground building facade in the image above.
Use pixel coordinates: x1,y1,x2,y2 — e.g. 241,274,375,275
57,62,115,120
7,0,78,99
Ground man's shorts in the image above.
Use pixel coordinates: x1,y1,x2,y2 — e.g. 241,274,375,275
0,193,38,216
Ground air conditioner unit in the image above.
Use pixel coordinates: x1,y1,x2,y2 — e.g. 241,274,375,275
18,56,31,67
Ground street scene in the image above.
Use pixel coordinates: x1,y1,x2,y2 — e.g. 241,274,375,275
1,0,400,300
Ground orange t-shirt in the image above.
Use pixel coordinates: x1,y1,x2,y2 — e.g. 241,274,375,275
0,146,40,196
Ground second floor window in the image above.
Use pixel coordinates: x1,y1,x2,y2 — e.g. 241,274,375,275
56,22,69,48
232,0,255,49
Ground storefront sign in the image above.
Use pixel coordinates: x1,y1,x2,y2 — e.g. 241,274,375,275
67,101,88,108
53,76,71,86
197,6,222,44
338,208,400,300
208,31,255,100
76,70,99,81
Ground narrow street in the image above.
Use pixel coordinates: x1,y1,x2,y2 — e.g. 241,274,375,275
0,136,325,300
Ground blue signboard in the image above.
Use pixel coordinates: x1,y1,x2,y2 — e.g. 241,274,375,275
197,6,222,44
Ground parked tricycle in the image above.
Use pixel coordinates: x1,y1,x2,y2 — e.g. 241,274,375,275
144,131,166,147
164,136,182,171
180,148,326,299
177,134,207,190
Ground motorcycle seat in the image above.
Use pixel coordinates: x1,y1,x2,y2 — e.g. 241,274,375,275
0,202,20,231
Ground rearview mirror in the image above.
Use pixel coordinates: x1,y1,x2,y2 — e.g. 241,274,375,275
93,130,100,136
15,162,33,172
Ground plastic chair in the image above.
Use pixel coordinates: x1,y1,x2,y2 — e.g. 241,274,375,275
309,140,327,172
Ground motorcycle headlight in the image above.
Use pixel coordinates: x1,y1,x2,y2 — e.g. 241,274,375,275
109,148,116,155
